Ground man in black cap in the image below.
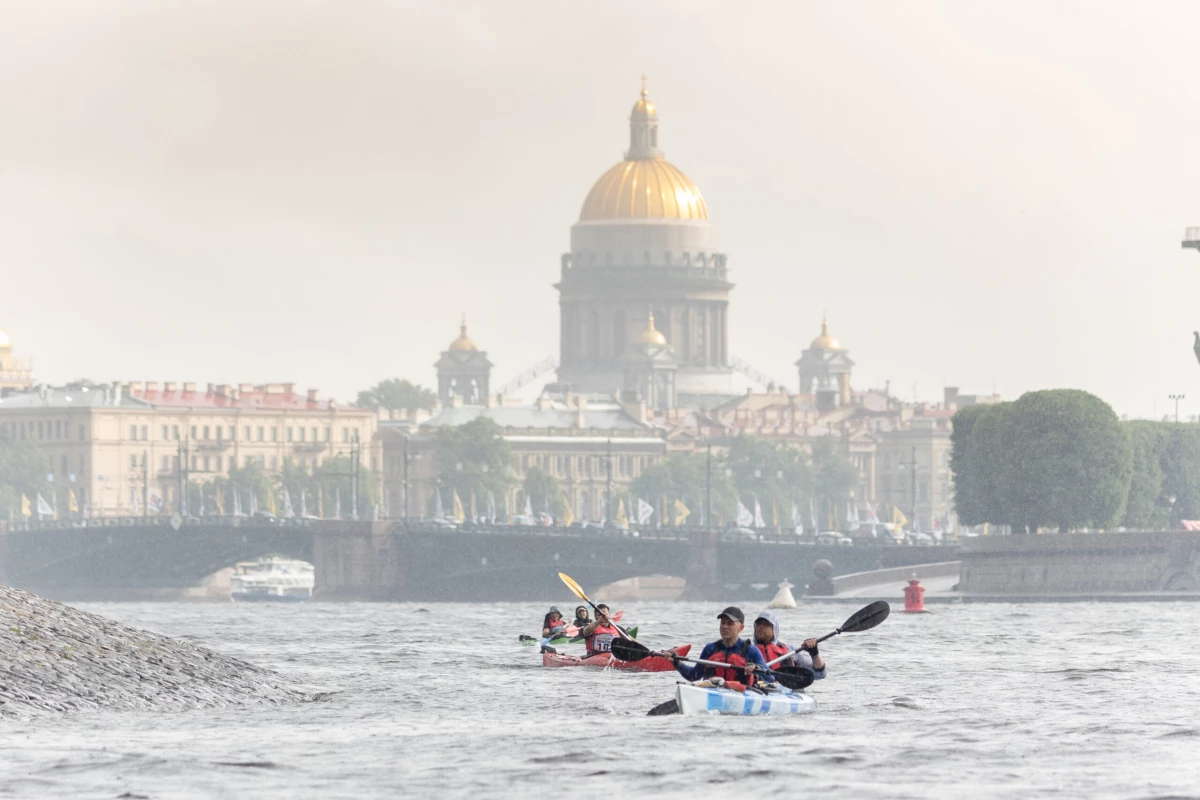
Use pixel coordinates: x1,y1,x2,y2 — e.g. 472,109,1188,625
670,606,770,685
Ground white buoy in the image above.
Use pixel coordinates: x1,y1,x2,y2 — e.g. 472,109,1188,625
768,579,798,609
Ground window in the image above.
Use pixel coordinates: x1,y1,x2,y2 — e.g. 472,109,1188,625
270,456,277,470
191,425,198,439
161,455,168,470
203,456,211,471
245,456,253,467
229,456,236,471
287,427,293,442
258,455,265,466
191,456,198,470
60,455,67,473
271,427,278,442
257,426,264,441
324,427,331,442
244,427,252,441
129,424,137,440
216,426,223,441
172,425,179,440
141,425,147,440
79,424,86,441
311,427,318,442
298,427,306,442
342,427,349,443
55,421,61,438
172,455,179,471
130,455,138,469
161,425,168,440
228,426,234,440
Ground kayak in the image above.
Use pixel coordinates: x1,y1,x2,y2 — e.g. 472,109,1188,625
542,644,690,672
520,626,638,646
675,680,816,716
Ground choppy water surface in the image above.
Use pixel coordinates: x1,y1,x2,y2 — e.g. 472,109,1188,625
3,599,1200,799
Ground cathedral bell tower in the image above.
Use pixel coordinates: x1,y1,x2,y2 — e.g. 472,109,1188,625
434,316,492,406
796,315,854,412
622,311,678,411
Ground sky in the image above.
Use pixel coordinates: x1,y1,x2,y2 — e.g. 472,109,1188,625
2,1,1200,420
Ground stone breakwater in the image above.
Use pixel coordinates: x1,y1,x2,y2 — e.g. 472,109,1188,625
1,584,307,718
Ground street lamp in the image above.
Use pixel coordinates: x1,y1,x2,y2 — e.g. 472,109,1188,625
1169,394,1186,424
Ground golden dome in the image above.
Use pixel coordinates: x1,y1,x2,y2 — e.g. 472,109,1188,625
0,328,9,349
810,315,841,350
581,160,708,221
638,312,667,346
448,315,478,351
631,84,656,119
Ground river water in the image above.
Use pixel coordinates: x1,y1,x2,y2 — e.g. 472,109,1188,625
2,599,1199,799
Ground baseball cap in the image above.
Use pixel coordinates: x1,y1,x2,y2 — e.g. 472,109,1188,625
717,606,744,623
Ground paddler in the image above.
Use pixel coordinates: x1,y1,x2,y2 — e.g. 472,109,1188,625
541,607,566,638
577,603,621,657
570,605,592,629
669,606,771,686
752,610,825,681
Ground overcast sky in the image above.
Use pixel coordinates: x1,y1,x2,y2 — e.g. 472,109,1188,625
3,1,1199,419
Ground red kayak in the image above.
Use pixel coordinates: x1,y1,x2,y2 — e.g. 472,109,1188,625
541,644,691,672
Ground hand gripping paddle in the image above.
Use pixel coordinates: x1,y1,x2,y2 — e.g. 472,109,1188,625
609,638,816,691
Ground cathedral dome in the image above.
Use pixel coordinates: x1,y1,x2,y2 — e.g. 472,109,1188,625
448,317,478,351
0,329,9,349
638,312,668,346
809,316,841,351
578,81,708,222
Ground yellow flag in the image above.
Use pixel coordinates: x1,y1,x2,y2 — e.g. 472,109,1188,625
892,506,908,530
21,494,31,517
673,498,690,526
318,489,324,519
68,490,79,513
452,490,465,522
772,499,779,528
216,488,226,516
267,489,277,515
561,496,574,527
616,498,628,527
983,522,990,536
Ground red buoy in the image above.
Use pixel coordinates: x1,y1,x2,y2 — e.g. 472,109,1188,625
903,577,928,613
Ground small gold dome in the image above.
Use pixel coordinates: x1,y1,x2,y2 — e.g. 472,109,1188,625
638,312,667,346
449,316,478,351
631,75,657,119
580,160,707,221
810,315,841,350
0,328,9,349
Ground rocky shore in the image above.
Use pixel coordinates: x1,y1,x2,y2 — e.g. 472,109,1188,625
1,584,306,718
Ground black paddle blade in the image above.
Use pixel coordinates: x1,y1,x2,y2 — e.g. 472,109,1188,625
610,638,653,662
773,665,815,691
841,600,891,633
647,699,679,716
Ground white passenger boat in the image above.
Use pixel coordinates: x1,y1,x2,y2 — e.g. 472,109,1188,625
675,680,817,716
230,558,315,602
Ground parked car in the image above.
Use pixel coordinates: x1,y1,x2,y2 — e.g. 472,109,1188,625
721,526,760,543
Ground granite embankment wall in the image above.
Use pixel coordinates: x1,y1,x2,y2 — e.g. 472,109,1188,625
0,584,308,717
958,531,1200,595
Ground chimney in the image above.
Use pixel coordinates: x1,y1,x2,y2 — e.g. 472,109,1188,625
239,383,254,393
307,388,319,403
183,382,196,393
283,382,296,395
145,381,158,393
496,393,504,407
113,383,123,406
944,387,959,410
129,381,144,394
164,382,177,392
215,384,231,397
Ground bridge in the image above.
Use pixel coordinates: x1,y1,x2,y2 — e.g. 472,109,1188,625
0,518,957,602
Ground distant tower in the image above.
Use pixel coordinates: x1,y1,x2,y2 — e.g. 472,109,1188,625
796,315,854,412
622,311,679,411
435,316,492,406
0,325,35,394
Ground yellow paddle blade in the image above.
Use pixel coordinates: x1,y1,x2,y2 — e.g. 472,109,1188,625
558,572,590,603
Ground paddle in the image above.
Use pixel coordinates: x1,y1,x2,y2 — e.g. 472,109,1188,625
762,600,891,669
610,638,815,691
558,573,637,642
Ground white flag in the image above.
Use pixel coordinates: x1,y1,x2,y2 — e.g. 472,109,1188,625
792,500,803,535
753,498,765,529
36,492,55,520
436,490,445,518
283,487,295,518
335,489,342,519
524,495,533,518
487,491,496,524
249,490,258,516
149,490,164,513
130,487,140,515
233,489,244,517
736,501,754,527
300,489,308,518
810,498,818,530
637,498,654,525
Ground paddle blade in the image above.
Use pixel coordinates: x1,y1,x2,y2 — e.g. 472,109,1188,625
773,665,815,691
647,699,679,716
610,638,653,663
841,600,891,634
558,572,589,602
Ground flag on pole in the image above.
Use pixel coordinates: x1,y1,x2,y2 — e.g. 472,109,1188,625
772,499,779,529
250,490,258,516
561,496,574,527
130,487,140,516
149,490,163,513
809,498,818,530
199,489,206,517
636,498,654,525
318,489,324,519
36,492,55,520
233,488,243,517
736,501,753,528
753,497,765,529
335,489,342,519
792,500,803,535
673,498,690,526
452,490,465,523
892,506,908,531
68,490,79,514
470,490,477,521
487,491,496,524
21,494,31,518
215,487,225,516
435,490,445,519
524,494,533,519
616,498,628,527
282,487,295,518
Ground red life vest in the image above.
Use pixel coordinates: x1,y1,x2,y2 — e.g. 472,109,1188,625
756,642,792,666
704,639,754,682
586,624,620,655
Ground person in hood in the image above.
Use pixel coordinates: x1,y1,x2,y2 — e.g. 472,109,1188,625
542,607,566,638
752,610,826,681
571,605,592,629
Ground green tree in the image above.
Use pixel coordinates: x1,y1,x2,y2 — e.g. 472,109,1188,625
811,439,859,527
433,417,515,505
995,389,1132,531
312,454,376,515
0,433,51,520
356,379,437,413
630,451,735,526
1160,425,1200,524
1119,422,1169,529
521,466,561,516
725,435,812,526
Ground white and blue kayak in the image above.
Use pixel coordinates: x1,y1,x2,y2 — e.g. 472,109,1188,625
675,681,817,716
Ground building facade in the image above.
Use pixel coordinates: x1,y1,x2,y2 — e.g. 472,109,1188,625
0,326,35,394
0,381,376,517
556,83,735,406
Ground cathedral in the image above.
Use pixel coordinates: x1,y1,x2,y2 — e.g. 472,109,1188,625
554,82,735,408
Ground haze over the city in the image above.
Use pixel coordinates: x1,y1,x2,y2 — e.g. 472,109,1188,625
2,1,1198,418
